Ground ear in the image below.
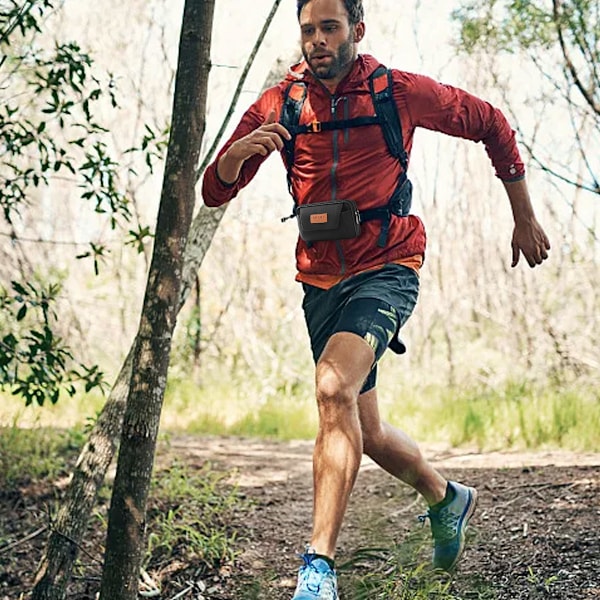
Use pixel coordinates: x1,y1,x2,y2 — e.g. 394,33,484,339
353,21,365,43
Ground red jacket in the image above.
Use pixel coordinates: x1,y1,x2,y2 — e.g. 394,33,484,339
202,54,524,280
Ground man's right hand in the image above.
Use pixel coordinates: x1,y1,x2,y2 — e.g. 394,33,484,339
217,110,291,184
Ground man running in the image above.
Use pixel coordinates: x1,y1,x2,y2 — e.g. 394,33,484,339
202,1,550,598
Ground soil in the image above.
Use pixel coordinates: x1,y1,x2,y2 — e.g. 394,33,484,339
1,436,599,600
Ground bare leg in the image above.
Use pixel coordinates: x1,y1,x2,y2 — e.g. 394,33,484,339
309,332,374,559
358,388,447,506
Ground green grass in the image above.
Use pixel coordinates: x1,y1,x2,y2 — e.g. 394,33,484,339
2,370,599,451
338,525,492,599
159,370,600,451
0,425,247,592
0,422,85,489
144,460,244,575
391,381,600,452
161,373,319,440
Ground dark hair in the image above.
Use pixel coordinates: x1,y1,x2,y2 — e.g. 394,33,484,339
296,0,364,25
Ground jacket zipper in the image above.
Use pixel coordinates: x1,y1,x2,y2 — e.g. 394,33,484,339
330,95,347,276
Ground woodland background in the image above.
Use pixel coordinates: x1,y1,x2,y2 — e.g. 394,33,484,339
1,1,599,598
1,0,599,447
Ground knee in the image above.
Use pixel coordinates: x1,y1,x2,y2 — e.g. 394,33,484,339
315,363,356,413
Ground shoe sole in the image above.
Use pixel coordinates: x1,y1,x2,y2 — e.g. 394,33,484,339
445,486,478,571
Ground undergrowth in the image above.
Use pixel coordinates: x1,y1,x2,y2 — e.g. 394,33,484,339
0,422,84,489
145,460,243,577
160,376,600,451
0,426,246,596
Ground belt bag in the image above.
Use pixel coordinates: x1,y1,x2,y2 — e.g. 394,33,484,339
296,200,361,242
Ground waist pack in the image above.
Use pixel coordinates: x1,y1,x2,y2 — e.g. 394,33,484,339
297,200,360,242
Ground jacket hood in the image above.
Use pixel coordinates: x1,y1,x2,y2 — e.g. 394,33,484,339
284,53,384,91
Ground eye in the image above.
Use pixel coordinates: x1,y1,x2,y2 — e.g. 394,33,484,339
301,26,315,36
324,24,338,32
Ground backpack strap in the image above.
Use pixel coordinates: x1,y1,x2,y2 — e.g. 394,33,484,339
281,81,307,199
360,66,412,246
368,66,408,172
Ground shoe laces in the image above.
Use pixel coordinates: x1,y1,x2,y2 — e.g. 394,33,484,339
418,508,460,542
297,555,336,596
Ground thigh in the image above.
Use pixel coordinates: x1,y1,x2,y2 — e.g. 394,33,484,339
332,297,399,364
334,297,399,394
317,331,376,398
302,283,345,365
348,264,419,331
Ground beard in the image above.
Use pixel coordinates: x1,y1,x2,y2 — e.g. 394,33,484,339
303,32,355,81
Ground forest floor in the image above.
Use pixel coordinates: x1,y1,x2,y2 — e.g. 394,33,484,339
1,435,599,599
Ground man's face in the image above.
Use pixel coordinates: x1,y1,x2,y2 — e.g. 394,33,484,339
299,0,363,84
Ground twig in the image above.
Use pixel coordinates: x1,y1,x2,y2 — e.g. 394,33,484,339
139,568,161,598
0,525,47,555
168,584,194,600
381,496,422,521
494,482,576,508
51,527,104,566
195,0,284,179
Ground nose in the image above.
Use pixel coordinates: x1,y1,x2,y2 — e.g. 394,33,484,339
313,27,327,46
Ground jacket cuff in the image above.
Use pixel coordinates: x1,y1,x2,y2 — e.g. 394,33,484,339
215,167,238,188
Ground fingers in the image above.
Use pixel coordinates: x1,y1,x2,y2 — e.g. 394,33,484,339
523,245,549,268
264,109,276,124
263,108,292,140
245,110,292,157
249,134,283,156
512,224,551,268
511,239,520,268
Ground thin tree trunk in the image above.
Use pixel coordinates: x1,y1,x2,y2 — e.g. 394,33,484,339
32,348,133,598
98,1,215,597
30,2,284,598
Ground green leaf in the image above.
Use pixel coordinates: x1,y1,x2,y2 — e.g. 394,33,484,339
16,304,27,321
11,281,28,296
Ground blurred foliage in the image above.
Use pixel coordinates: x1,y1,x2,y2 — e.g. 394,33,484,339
0,280,106,405
452,0,599,197
0,422,85,490
451,0,600,123
0,1,166,405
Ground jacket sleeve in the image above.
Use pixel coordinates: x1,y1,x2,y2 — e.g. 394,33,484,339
202,87,283,207
398,72,525,182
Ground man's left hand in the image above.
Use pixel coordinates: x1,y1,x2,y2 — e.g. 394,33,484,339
511,219,551,267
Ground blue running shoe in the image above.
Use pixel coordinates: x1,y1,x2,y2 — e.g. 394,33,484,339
419,481,478,571
291,551,338,600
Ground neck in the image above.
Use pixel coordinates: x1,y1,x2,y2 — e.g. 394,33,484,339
315,58,357,94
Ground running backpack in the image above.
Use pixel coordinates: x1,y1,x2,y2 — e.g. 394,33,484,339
279,65,413,247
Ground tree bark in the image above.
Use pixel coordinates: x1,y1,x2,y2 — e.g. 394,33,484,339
97,1,215,597
30,2,284,597
31,348,133,599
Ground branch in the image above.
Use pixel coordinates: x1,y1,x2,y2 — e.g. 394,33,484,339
0,525,47,555
196,0,284,179
552,0,600,116
31,2,286,598
0,0,37,46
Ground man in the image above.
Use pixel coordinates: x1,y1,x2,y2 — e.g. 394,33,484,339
202,0,551,598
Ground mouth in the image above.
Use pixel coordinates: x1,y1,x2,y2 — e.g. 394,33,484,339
311,53,332,61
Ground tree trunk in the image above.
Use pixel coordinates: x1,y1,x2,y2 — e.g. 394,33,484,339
31,348,133,599
96,1,215,597
30,2,284,597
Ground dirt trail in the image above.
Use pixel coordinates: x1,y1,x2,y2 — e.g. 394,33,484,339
161,436,600,599
2,436,599,600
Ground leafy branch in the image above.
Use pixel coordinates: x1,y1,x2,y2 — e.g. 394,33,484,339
0,281,106,406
